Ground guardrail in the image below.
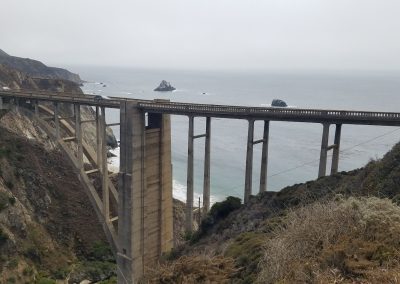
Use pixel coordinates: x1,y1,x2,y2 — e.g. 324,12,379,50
138,101,400,124
2,90,400,124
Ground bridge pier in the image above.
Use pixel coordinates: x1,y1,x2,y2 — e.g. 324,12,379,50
244,119,255,203
74,104,83,170
318,123,342,177
34,100,39,117
99,106,110,221
118,101,173,283
318,123,330,177
203,117,211,213
186,116,194,232
331,124,342,174
259,120,270,193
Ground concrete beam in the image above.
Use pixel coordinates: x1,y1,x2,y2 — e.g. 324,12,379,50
259,120,270,193
318,123,330,177
203,117,211,212
244,119,255,203
186,116,194,232
331,124,342,174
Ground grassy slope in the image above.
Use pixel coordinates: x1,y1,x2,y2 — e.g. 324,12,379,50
158,141,400,283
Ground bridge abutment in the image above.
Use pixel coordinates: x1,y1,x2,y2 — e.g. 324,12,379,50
118,101,173,283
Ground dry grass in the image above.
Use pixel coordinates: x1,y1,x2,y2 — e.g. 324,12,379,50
258,197,400,283
143,255,237,284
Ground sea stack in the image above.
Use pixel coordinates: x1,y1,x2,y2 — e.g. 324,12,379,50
271,99,288,107
154,80,176,92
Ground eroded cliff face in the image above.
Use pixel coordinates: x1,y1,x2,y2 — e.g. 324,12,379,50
0,49,83,84
0,63,118,282
0,116,115,283
0,63,118,149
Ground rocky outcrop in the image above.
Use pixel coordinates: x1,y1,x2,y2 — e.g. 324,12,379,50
0,49,83,84
0,64,118,149
154,80,176,92
271,99,288,107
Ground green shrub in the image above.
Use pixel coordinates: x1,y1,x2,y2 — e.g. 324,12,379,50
6,277,16,284
36,277,56,284
5,180,13,189
89,242,114,261
209,196,242,219
0,228,8,247
0,147,11,158
188,196,242,243
8,196,16,206
22,266,34,276
7,258,18,269
0,192,9,211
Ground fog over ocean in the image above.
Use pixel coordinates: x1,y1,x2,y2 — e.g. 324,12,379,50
73,66,400,204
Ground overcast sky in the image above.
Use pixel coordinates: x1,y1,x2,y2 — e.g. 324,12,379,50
1,0,400,71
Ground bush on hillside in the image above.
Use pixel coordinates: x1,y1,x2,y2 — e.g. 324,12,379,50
200,196,241,233
258,197,400,283
144,255,237,283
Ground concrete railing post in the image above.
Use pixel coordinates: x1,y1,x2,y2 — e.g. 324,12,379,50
318,123,330,177
186,116,194,232
203,117,211,212
331,124,342,174
244,119,255,203
259,120,270,193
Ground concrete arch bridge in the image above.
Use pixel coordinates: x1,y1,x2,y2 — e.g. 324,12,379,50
1,90,400,283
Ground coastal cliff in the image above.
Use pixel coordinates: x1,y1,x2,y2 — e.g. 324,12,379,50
0,49,83,84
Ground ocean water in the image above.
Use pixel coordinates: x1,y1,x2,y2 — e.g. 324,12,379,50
71,66,400,203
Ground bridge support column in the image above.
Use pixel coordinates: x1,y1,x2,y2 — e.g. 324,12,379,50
186,116,194,232
54,102,60,140
100,106,109,221
96,106,102,168
74,104,83,170
118,101,145,283
259,120,270,193
118,101,173,283
331,124,342,174
34,100,39,117
318,123,330,178
203,117,211,213
244,119,255,203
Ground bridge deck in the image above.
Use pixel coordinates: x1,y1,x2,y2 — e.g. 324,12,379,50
138,101,400,126
2,90,400,126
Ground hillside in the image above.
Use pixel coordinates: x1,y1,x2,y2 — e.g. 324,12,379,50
0,49,82,84
147,141,400,283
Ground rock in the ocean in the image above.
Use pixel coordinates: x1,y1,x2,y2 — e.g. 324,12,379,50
271,99,288,107
154,80,176,92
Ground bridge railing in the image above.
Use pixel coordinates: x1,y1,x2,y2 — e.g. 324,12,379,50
138,101,400,121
